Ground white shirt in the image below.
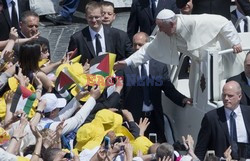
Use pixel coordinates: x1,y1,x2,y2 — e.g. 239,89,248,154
236,9,246,33
6,0,19,21
138,61,154,112
37,97,96,135
89,26,106,55
224,106,248,143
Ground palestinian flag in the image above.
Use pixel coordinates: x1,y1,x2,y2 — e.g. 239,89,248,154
89,53,116,77
55,68,75,101
10,86,36,115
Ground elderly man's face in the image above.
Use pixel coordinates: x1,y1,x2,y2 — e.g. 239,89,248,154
86,8,103,32
133,34,147,51
222,82,242,110
156,19,176,36
20,16,39,38
102,5,116,26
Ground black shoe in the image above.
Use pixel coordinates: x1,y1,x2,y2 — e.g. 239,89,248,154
45,14,72,25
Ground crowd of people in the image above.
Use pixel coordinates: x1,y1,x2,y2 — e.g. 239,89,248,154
0,0,250,161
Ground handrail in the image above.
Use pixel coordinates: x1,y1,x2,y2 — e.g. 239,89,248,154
217,47,250,55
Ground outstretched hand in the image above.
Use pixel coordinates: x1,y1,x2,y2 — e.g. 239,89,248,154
113,60,127,71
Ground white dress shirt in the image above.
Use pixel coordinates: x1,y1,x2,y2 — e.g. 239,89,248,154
225,106,248,143
6,0,19,21
89,26,106,55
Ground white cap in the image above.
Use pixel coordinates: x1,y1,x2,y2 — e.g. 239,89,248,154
156,9,175,20
41,93,67,113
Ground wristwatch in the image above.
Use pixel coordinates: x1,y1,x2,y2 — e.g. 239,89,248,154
11,136,20,142
36,110,43,115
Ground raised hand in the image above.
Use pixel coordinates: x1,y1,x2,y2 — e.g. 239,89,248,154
137,117,150,136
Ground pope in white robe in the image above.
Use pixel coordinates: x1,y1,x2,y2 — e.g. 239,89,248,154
114,9,242,97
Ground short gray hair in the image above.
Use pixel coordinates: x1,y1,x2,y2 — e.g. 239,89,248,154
161,16,177,25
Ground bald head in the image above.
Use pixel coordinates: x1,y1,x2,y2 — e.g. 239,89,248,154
132,32,149,52
222,81,242,110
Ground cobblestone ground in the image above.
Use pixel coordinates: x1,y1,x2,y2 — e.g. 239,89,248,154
39,12,130,62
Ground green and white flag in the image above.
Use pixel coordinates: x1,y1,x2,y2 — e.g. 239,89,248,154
10,86,36,114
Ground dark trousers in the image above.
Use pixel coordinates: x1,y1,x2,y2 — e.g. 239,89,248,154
141,110,166,143
60,0,80,18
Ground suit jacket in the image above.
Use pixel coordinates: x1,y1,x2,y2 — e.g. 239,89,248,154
227,72,250,106
192,0,231,19
231,10,239,32
127,0,179,41
68,25,132,64
238,0,250,16
0,0,29,41
122,59,186,124
195,105,250,160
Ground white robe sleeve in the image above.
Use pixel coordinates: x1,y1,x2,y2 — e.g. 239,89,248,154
220,21,241,47
125,42,152,68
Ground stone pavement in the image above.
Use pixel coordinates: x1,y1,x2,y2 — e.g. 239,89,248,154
39,11,130,62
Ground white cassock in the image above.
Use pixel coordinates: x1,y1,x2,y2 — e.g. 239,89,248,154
125,14,241,97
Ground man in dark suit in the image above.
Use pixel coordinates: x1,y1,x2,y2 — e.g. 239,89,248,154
19,11,50,53
231,0,248,33
127,0,179,41
101,1,133,59
68,1,131,64
0,0,29,41
237,0,250,16
227,52,250,105
122,32,192,143
195,81,250,160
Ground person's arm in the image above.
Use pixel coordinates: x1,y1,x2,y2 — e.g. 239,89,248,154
114,43,152,71
14,32,39,45
54,90,88,121
30,100,47,127
36,71,53,92
6,113,28,155
48,86,101,135
30,125,43,161
161,65,190,107
182,135,199,161
124,143,133,161
40,53,70,74
0,27,18,52
122,109,140,138
220,21,242,53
